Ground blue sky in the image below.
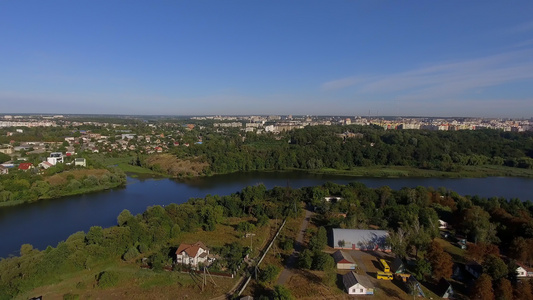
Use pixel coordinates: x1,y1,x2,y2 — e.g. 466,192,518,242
1,1,533,117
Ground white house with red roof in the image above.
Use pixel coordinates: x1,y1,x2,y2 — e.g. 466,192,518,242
175,241,211,267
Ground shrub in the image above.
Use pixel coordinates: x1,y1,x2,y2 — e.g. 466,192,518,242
97,271,119,288
123,246,140,261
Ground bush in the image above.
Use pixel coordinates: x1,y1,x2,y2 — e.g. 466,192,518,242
138,243,148,254
97,271,119,288
279,237,294,251
272,285,295,300
123,246,140,261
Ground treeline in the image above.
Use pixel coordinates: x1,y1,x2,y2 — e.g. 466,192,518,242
0,184,300,299
172,125,533,174
0,167,126,205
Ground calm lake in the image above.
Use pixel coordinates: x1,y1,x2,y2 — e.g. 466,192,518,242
1,171,533,258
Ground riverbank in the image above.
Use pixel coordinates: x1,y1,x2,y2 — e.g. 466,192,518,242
103,153,533,180
184,164,533,180
0,168,127,208
0,181,126,208
309,165,533,178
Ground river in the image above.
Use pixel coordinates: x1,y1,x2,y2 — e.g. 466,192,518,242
1,171,532,258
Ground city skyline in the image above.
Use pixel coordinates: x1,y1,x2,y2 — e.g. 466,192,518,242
1,1,533,117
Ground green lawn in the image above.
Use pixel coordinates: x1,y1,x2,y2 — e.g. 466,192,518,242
87,154,162,176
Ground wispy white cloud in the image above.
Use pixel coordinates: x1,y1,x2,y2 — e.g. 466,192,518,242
508,38,533,49
321,49,533,101
504,20,533,34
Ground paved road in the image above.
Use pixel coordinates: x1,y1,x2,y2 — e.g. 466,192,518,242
276,209,313,285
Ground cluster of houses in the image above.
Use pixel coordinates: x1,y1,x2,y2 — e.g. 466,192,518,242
170,227,533,299
329,227,533,298
0,151,87,175
68,131,202,155
329,228,455,298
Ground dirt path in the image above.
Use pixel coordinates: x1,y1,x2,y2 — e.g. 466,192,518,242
276,209,313,285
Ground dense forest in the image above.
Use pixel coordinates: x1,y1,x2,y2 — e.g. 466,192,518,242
2,182,533,298
164,125,533,175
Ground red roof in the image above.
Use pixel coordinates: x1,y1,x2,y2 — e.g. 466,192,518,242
18,163,33,170
176,241,208,258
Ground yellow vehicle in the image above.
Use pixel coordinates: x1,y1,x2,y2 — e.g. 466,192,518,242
377,272,393,280
379,259,390,272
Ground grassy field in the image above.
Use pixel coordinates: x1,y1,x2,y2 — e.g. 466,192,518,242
176,216,277,259
18,263,236,300
87,154,162,176
17,217,280,300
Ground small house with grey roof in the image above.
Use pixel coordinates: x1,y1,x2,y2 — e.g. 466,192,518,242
332,228,390,252
342,271,374,295
332,250,357,269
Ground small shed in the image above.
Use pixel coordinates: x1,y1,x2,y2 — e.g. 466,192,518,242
342,271,374,295
332,250,357,270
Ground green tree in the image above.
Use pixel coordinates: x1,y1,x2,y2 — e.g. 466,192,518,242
482,254,508,280
117,209,133,226
312,252,335,271
460,206,496,243
170,224,181,238
86,226,104,245
308,227,327,252
259,265,280,284
413,258,431,281
298,249,313,269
